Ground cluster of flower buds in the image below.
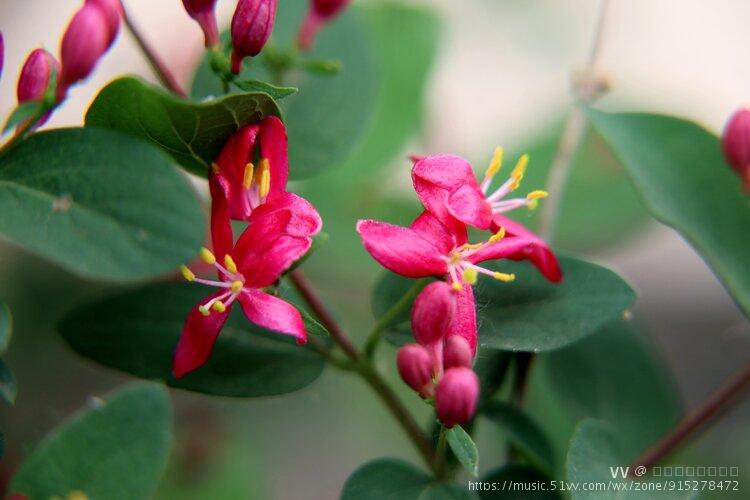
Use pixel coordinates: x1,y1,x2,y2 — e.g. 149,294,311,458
182,0,220,48
297,0,351,51
396,282,480,428
722,108,750,193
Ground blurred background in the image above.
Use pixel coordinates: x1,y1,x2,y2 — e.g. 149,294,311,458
0,0,749,498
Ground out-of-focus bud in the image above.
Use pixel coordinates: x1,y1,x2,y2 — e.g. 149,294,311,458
411,281,456,346
87,0,122,49
0,32,4,81
435,367,480,428
182,0,219,48
17,49,59,104
297,0,351,52
58,3,111,99
230,0,277,74
397,344,435,398
443,335,473,369
721,108,750,193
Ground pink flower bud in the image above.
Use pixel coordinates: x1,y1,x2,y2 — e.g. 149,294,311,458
411,281,456,346
230,0,277,74
17,49,59,104
435,367,480,428
397,344,434,398
182,0,219,48
722,108,750,193
297,0,351,51
87,0,122,49
58,3,112,99
443,335,473,369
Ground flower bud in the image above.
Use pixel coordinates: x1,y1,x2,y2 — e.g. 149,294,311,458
435,367,480,428
443,335,473,369
230,0,277,74
397,344,435,398
87,0,122,49
182,0,219,48
722,108,750,192
298,0,351,51
58,3,112,99
17,49,59,104
411,281,456,346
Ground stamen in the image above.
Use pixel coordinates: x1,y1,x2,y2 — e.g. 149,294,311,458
212,301,226,313
462,268,478,285
484,146,504,180
451,281,463,292
509,154,529,190
224,254,238,274
230,280,243,293
258,158,271,198
198,305,210,316
180,265,195,282
493,272,515,282
211,162,220,174
488,227,506,243
527,190,548,200
200,247,216,265
242,162,255,189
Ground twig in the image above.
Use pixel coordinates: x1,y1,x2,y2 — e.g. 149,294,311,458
287,270,437,471
630,362,750,474
121,1,187,97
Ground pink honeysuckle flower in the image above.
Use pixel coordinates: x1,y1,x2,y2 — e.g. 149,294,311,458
16,48,60,130
86,0,122,49
396,343,435,398
297,0,352,52
435,366,480,428
412,150,562,283
173,208,317,378
358,210,534,353
230,0,277,74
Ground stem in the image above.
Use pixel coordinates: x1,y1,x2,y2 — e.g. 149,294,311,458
363,278,428,359
629,362,750,474
287,269,437,472
537,0,612,242
121,1,187,97
434,425,448,477
0,118,36,156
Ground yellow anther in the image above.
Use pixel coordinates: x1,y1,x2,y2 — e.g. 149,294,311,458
211,162,220,174
510,154,529,190
180,265,195,282
200,247,216,265
484,146,504,180
242,162,255,189
212,301,226,313
451,281,463,292
199,305,211,316
493,272,516,282
224,254,238,274
488,227,506,243
527,190,548,200
258,158,271,198
231,280,243,293
461,242,484,251
462,268,478,285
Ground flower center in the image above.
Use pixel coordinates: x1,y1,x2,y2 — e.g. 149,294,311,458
479,147,549,214
242,158,271,210
180,247,246,316
444,228,516,291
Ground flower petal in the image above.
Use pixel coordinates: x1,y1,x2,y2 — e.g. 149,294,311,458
234,209,292,264
209,173,234,261
259,116,289,200
215,125,259,220
411,281,456,345
465,236,538,265
242,235,312,288
447,184,493,230
247,192,322,238
449,284,477,355
356,219,448,278
491,215,563,283
409,211,463,253
412,154,480,226
237,289,307,344
173,292,231,378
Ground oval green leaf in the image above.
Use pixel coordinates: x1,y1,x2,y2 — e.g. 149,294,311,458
58,283,326,397
0,127,204,281
446,425,479,477
10,382,172,500
373,256,635,352
86,76,281,176
586,109,750,319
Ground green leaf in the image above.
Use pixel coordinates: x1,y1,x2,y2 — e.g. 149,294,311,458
482,401,555,475
10,383,171,500
586,109,750,318
0,302,11,355
233,78,298,100
3,101,44,134
375,256,635,352
86,76,281,176
566,420,696,499
0,359,16,405
341,458,473,500
0,128,204,281
192,3,378,179
479,465,561,499
447,425,479,477
58,283,326,397
544,320,681,459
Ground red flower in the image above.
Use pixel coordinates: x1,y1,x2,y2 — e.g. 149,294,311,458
297,0,352,51
173,205,321,378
